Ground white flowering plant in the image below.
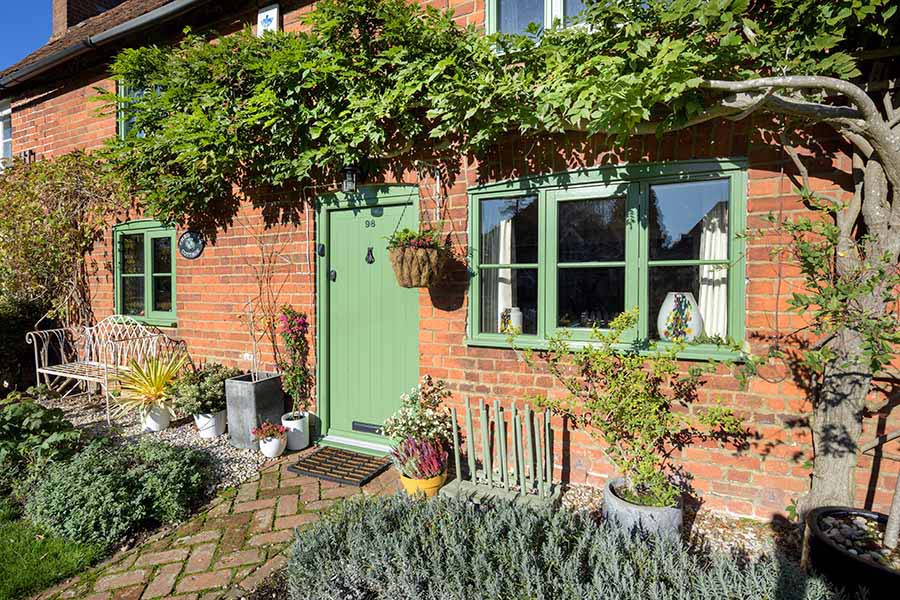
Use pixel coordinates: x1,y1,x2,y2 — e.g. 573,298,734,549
382,375,453,445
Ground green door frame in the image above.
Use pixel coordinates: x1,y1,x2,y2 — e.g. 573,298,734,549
315,184,420,452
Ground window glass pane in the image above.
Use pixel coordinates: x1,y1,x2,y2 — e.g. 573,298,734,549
558,197,626,262
649,179,729,261
120,234,144,274
649,265,728,341
153,276,172,312
152,237,172,274
121,278,145,316
480,268,538,335
564,0,586,18
1,142,10,161
497,0,543,34
480,196,538,264
558,267,625,329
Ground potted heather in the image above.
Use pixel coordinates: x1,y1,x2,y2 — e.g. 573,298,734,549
172,362,241,438
386,226,447,288
390,437,448,498
278,307,313,450
514,309,746,536
252,421,287,458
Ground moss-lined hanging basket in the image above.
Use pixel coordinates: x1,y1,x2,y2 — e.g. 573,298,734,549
388,246,448,288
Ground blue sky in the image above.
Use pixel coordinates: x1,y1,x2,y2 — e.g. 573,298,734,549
0,1,53,72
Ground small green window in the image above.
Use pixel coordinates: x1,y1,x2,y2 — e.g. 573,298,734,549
467,160,747,360
113,220,177,326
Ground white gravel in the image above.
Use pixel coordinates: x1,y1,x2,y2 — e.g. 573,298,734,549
40,393,266,492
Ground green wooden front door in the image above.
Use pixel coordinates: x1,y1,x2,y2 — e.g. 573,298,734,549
319,187,420,449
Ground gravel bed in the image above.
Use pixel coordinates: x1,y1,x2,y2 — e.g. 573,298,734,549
561,482,803,560
39,393,266,492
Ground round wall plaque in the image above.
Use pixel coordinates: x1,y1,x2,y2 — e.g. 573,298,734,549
178,231,205,259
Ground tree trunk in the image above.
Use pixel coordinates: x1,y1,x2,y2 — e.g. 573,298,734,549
800,329,873,514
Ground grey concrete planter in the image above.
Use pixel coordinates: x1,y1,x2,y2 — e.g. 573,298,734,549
225,372,284,450
602,477,683,537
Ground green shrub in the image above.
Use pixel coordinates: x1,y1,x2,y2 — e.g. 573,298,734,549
288,495,854,600
25,440,211,550
132,439,212,523
171,362,241,415
0,299,48,396
0,386,81,495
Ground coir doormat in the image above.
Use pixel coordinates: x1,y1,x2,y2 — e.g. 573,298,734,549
287,446,390,487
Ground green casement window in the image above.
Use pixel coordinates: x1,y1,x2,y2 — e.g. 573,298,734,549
468,159,748,360
113,220,177,327
487,0,587,35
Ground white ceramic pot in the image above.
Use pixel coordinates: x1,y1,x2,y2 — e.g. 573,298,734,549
259,436,286,458
142,405,171,432
656,291,704,342
281,412,310,451
194,410,227,439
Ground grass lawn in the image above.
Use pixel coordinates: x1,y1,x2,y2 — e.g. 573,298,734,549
0,497,101,600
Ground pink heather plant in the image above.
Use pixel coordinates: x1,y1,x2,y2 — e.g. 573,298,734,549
251,421,287,441
390,437,448,480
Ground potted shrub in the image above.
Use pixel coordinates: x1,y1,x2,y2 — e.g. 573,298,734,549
514,309,746,536
390,437,448,498
278,307,313,450
252,422,287,459
115,353,187,432
386,227,447,288
226,302,285,449
172,363,241,438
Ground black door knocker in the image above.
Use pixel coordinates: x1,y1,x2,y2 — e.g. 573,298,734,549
365,247,375,264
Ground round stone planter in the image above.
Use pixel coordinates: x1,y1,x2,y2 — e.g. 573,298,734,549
194,411,227,439
259,436,286,459
602,477,682,537
806,506,899,596
281,412,310,451
142,406,171,432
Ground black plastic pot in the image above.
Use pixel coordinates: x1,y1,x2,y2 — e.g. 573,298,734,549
806,506,899,596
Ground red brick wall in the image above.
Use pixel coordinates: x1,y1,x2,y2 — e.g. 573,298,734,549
8,0,898,520
53,0,129,38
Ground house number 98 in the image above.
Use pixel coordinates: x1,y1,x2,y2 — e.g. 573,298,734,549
364,220,376,228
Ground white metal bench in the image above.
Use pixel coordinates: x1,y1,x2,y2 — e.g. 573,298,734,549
25,315,187,425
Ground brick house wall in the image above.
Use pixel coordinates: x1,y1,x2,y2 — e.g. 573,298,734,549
4,0,898,520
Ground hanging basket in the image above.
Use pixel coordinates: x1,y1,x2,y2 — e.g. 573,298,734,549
388,246,448,288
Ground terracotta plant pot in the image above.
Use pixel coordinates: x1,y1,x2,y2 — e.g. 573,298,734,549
400,471,447,498
388,246,447,288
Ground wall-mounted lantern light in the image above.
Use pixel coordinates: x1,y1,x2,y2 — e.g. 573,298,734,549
342,164,359,193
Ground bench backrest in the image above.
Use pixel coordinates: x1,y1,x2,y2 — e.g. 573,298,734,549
84,315,164,367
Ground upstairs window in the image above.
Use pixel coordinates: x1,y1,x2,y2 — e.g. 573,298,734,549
0,101,12,167
113,220,177,326
490,0,587,35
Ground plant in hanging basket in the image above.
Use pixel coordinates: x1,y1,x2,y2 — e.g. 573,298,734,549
386,227,447,288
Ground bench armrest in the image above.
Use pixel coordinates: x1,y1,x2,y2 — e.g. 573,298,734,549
25,327,84,371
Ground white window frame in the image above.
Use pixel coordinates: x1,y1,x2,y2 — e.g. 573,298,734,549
0,100,11,168
486,0,586,35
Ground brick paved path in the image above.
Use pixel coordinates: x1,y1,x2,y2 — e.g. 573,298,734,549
35,453,401,600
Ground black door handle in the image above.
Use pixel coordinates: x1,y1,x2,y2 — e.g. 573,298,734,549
329,269,337,282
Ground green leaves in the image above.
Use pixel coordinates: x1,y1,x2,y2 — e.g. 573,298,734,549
99,0,896,229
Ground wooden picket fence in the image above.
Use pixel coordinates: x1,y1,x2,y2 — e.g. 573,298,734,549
439,399,560,506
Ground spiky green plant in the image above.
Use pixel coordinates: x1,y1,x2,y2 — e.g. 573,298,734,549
115,353,188,420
